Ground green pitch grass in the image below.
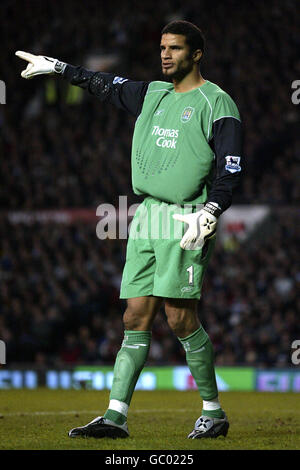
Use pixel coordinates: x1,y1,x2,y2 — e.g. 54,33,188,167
0,389,299,450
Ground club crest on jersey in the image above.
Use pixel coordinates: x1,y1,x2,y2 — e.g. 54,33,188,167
225,156,241,174
181,107,194,123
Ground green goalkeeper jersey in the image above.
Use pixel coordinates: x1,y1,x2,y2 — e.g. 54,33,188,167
131,80,241,206
63,66,242,212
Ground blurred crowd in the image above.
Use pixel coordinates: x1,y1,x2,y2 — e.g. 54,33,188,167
1,0,300,208
0,0,299,367
0,208,299,368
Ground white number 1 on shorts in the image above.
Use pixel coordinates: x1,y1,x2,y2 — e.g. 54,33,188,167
187,265,194,285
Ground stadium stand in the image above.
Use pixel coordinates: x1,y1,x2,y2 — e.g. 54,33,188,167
0,0,299,367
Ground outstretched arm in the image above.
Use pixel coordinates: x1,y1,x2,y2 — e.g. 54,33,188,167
15,51,149,117
62,65,149,117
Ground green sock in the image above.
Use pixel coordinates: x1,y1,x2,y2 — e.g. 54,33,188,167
104,330,151,425
178,326,221,404
201,408,225,419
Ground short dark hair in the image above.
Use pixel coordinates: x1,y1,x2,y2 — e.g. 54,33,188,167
161,20,205,57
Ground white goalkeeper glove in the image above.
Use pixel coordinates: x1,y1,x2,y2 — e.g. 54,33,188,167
173,202,222,250
15,51,66,79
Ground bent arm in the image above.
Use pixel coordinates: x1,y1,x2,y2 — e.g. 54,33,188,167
207,117,243,216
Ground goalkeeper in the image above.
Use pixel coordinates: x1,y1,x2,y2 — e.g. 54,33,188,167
16,20,242,440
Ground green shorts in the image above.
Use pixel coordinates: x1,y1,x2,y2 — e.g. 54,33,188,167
120,196,216,299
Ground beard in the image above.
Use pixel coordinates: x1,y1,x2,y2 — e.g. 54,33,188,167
162,56,194,82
